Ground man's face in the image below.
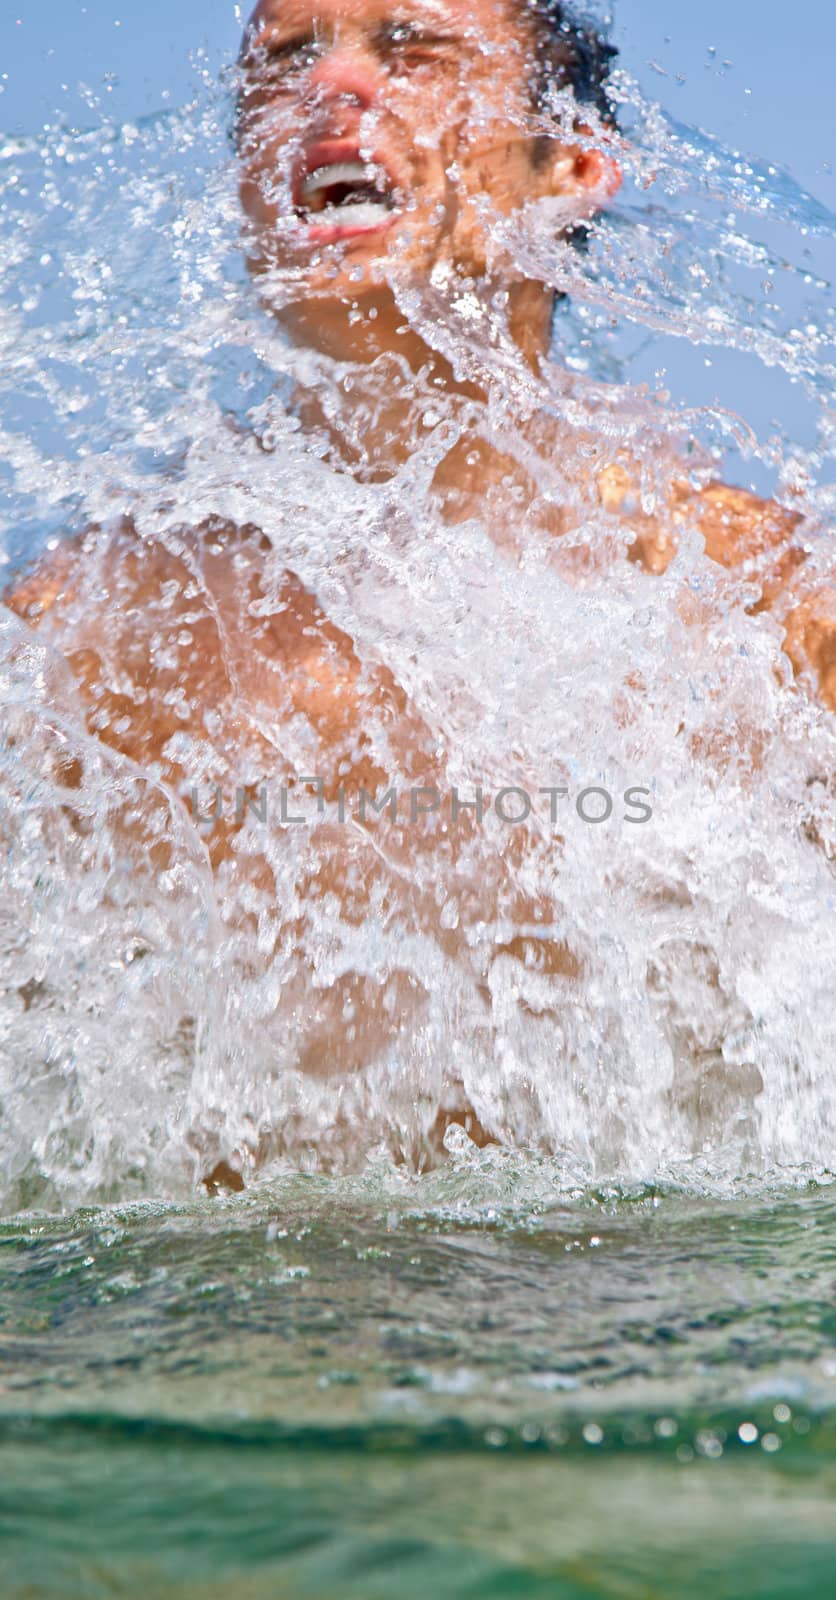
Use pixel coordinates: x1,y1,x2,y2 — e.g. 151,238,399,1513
238,0,602,295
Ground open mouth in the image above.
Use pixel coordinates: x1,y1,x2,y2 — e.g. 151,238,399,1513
293,144,400,240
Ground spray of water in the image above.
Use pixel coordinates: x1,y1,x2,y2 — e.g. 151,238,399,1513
1,15,834,1210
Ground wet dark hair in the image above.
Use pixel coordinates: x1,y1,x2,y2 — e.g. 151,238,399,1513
526,2,618,127
520,4,618,261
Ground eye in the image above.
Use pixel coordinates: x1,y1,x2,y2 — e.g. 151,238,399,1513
248,32,322,81
379,21,459,70
268,34,316,62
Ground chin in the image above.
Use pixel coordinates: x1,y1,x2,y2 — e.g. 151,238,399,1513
265,225,443,300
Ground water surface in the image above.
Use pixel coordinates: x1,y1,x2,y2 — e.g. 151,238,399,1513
2,1177,835,1595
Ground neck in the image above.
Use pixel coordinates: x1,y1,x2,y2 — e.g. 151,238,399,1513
276,275,553,367
269,275,554,473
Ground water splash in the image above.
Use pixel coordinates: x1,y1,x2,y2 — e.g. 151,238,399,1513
1,48,834,1210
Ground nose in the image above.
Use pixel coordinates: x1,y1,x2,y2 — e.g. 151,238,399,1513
304,44,383,113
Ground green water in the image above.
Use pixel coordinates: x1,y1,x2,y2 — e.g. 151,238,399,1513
1,1174,834,1597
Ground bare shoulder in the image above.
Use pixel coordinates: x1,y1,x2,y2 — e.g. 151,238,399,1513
4,536,82,625
598,464,803,578
2,517,405,775
4,516,344,677
594,455,835,710
670,478,804,576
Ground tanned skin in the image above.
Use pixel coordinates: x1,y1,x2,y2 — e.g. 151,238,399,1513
4,2,834,1174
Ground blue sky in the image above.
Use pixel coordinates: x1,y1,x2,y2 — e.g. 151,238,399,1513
0,0,832,209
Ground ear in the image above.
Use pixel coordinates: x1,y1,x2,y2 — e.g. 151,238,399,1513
574,146,623,203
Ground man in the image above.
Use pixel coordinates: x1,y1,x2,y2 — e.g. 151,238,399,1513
4,1,834,1175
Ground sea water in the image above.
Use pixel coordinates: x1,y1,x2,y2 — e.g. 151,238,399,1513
0,23,834,1598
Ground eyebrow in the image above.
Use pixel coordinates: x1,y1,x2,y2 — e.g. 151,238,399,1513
243,0,468,59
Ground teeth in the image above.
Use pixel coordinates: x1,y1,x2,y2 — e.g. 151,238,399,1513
302,161,379,198
310,200,392,228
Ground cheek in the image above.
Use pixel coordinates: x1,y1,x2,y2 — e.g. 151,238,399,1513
457,139,530,206
386,68,469,146
238,158,285,227
238,95,299,162
447,74,533,188
237,113,297,220
467,54,532,123
239,170,274,226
